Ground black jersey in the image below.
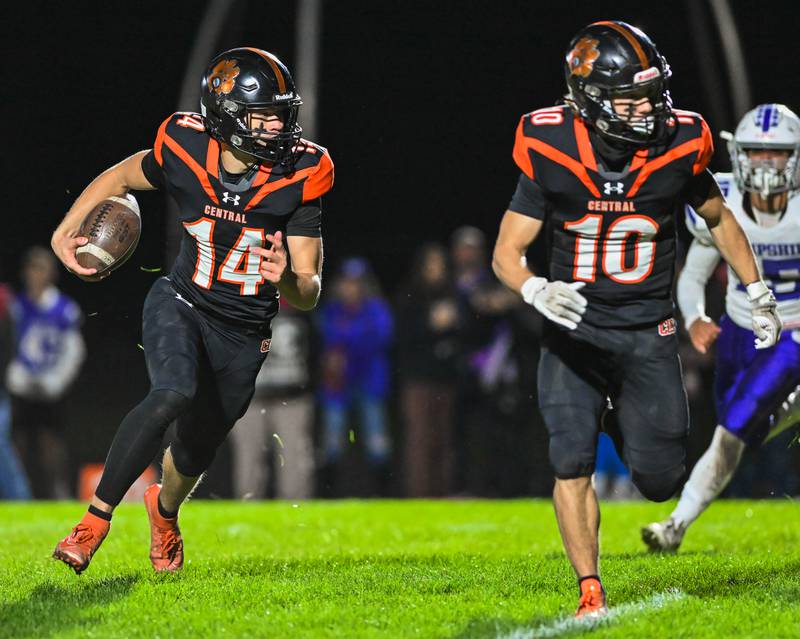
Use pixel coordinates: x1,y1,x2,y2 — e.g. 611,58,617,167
509,105,713,328
142,112,333,328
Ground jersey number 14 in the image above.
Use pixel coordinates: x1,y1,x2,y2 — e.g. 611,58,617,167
564,214,659,284
184,218,265,295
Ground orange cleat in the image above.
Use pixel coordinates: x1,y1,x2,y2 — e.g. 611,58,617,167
144,483,184,572
53,512,110,575
575,577,608,619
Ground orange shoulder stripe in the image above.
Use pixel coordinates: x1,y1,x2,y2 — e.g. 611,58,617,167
244,165,319,212
163,134,219,204
520,137,601,198
154,116,172,166
302,152,334,202
629,149,648,173
252,164,273,188
626,137,705,198
205,138,220,178
573,118,597,172
512,117,535,179
693,118,714,175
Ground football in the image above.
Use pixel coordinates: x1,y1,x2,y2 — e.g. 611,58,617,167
75,194,141,281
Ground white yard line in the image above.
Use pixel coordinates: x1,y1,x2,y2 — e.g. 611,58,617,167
498,589,686,639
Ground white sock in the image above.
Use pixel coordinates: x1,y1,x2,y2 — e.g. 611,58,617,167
671,425,746,529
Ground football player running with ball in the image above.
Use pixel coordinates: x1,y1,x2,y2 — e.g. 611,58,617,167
51,48,333,574
643,104,800,552
492,22,781,617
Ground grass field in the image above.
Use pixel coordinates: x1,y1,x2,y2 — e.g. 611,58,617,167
1,499,798,638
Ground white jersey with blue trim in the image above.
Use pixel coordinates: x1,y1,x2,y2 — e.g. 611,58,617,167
685,172,800,329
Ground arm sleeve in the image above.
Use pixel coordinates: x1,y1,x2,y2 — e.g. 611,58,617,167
140,150,166,189
676,239,722,327
509,174,550,220
285,200,322,237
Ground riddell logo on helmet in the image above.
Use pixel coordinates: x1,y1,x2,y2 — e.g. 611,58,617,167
274,92,295,100
209,60,240,95
634,67,661,84
567,37,600,77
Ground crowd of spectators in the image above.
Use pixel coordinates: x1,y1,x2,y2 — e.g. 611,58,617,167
3,231,799,501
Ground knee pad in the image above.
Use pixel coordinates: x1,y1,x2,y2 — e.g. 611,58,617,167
631,465,684,502
170,437,216,477
144,389,192,427
547,423,597,479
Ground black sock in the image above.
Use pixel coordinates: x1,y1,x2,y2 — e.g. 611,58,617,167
88,505,112,522
157,495,178,520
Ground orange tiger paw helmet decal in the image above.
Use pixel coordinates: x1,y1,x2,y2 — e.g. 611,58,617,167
208,59,240,95
567,37,600,78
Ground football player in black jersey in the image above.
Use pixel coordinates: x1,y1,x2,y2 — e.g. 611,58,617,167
51,48,333,574
492,21,782,617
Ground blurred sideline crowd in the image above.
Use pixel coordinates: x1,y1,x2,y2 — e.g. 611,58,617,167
2,230,798,501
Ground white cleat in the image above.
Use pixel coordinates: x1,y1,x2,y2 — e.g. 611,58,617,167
641,519,685,552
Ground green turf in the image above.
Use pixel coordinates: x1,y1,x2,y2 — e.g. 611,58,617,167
1,499,798,638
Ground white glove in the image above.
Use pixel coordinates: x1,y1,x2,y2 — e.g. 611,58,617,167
521,276,587,330
746,280,782,349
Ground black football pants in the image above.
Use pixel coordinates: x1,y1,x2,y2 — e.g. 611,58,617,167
95,277,269,506
537,319,689,502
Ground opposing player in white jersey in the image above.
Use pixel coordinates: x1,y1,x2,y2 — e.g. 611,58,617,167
642,104,800,551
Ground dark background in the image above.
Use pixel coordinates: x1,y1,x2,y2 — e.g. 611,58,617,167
8,1,799,486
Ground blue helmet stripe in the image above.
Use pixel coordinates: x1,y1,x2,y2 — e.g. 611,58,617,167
761,104,772,132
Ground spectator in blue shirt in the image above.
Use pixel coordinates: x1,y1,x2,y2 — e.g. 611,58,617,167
7,247,85,499
318,258,393,494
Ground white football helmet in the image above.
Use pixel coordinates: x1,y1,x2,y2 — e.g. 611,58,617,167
722,103,800,199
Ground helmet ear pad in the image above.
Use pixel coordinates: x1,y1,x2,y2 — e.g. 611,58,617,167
200,48,303,168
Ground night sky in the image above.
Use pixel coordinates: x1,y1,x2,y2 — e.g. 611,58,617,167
11,0,799,465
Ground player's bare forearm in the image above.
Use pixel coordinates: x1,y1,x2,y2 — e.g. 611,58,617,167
492,210,543,294
697,195,760,285
53,150,155,243
278,270,322,310
275,234,323,310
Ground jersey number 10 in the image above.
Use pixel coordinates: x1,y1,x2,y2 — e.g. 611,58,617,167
564,214,659,284
184,218,266,295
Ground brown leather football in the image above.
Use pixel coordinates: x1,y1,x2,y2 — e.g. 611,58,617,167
75,195,141,281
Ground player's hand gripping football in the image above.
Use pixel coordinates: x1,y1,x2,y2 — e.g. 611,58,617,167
746,280,782,349
251,231,288,284
51,232,99,279
521,276,587,330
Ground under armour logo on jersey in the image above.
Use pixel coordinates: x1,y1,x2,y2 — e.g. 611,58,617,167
603,181,624,195
222,192,241,206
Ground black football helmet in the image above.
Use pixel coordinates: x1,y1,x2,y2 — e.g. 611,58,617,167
564,21,673,147
200,47,302,168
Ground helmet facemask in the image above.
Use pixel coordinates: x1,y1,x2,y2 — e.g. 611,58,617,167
729,142,800,200
569,67,673,147
203,99,302,168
